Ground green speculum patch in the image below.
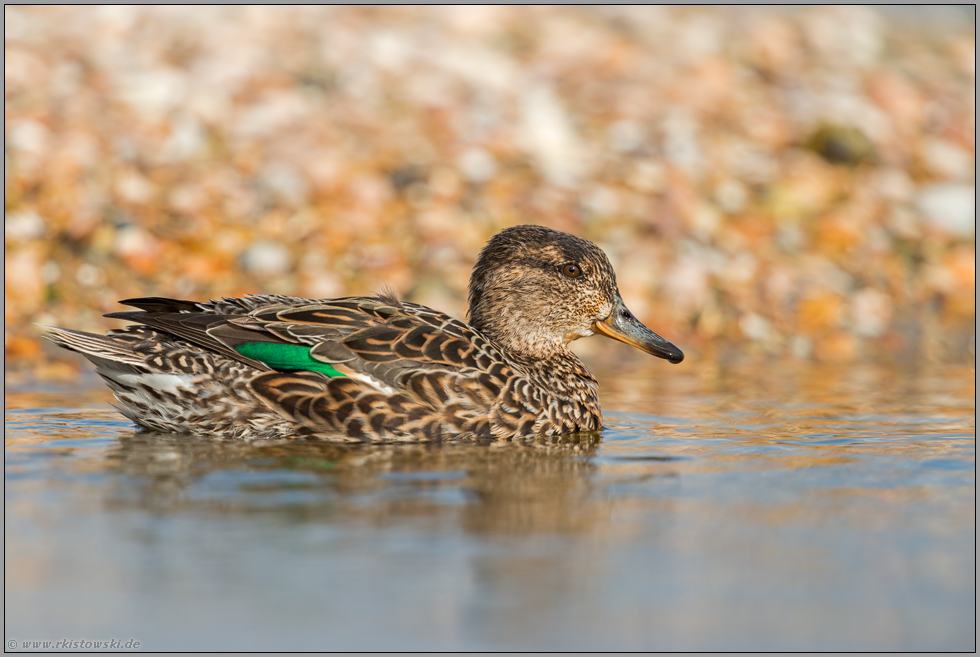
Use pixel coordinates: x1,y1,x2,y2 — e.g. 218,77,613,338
235,342,346,378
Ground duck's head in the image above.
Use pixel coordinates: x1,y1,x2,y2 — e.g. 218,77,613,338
467,224,683,364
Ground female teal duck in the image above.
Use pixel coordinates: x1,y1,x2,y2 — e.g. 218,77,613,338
46,225,683,441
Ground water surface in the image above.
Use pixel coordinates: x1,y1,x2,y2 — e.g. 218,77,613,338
5,361,975,650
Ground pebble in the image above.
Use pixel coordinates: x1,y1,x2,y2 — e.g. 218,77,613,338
242,241,292,278
916,183,976,238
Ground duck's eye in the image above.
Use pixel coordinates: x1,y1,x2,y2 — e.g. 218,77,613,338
562,263,582,278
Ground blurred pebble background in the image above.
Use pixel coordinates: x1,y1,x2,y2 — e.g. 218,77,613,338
4,5,975,382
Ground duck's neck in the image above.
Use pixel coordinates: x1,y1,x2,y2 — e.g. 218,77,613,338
469,299,574,363
474,321,598,385
470,316,559,361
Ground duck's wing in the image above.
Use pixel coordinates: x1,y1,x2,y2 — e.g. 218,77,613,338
110,295,513,439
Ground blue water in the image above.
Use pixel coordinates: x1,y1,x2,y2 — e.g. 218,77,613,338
4,362,975,650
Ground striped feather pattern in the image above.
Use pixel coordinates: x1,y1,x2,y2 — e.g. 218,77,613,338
44,225,682,441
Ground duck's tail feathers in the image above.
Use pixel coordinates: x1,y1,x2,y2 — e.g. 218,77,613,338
41,326,147,377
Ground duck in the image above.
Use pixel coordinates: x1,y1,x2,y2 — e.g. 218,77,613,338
45,224,683,442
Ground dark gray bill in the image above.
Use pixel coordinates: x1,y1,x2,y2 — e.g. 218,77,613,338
593,296,684,364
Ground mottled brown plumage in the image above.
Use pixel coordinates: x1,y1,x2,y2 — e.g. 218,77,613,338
45,225,683,441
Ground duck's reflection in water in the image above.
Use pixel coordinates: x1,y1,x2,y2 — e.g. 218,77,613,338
101,429,636,537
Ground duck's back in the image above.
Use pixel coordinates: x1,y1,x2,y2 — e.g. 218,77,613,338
46,294,600,441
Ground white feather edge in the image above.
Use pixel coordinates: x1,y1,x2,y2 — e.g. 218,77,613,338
342,370,397,395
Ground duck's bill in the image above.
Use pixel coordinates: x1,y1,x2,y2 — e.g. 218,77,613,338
593,299,684,364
